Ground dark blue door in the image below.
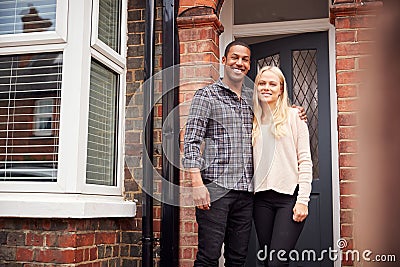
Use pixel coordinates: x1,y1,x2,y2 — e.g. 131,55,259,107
246,31,333,267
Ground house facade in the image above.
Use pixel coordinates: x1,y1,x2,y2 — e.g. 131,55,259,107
0,0,384,267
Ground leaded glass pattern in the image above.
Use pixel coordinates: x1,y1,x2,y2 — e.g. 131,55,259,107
292,50,319,179
257,53,280,71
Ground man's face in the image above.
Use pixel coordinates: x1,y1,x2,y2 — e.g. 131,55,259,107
222,45,251,84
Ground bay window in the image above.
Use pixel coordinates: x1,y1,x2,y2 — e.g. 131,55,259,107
0,0,134,218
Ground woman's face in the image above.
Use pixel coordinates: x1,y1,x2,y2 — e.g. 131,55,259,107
257,70,282,106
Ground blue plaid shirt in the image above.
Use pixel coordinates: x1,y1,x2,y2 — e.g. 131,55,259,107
183,79,254,192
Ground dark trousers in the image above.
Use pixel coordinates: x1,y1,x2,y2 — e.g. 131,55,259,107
253,190,306,267
194,185,254,267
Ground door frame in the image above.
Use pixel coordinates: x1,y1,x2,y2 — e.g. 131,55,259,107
219,1,340,267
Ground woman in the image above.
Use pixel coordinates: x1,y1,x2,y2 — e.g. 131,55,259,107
252,66,313,266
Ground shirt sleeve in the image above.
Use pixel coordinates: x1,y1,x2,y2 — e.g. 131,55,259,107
183,87,212,169
294,110,313,206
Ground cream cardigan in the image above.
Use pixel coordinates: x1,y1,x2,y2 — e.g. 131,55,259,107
253,108,313,205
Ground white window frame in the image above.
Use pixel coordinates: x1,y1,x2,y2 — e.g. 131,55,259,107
0,0,135,218
0,0,68,48
91,0,127,68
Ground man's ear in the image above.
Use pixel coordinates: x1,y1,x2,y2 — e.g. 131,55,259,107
222,56,226,65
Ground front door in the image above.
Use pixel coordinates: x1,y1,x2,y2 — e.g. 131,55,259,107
246,31,333,267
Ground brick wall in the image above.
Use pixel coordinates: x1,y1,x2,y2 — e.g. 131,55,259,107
124,0,163,266
330,1,383,266
0,218,124,266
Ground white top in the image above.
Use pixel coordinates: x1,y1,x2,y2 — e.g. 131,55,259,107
253,108,313,205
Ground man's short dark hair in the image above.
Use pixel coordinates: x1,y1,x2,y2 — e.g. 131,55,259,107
224,40,251,58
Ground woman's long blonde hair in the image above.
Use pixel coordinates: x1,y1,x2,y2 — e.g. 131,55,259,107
252,66,291,144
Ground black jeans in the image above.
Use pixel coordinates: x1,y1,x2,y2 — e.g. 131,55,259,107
194,184,254,267
253,190,306,267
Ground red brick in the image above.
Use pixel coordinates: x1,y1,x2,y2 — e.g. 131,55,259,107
339,154,358,167
338,98,359,112
338,113,357,126
336,43,372,57
336,31,356,43
180,247,193,260
339,140,358,153
336,17,351,29
75,248,84,263
182,221,194,233
179,29,201,42
339,168,358,181
337,58,355,71
340,181,358,195
95,232,116,245
338,126,357,140
340,210,354,224
179,235,198,246
89,247,98,261
35,248,76,264
337,85,358,97
58,234,77,247
341,224,353,237
340,196,358,209
336,71,361,85
26,233,44,246
16,247,34,261
180,207,195,218
76,233,95,247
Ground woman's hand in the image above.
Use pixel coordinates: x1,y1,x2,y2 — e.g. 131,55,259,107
293,203,308,222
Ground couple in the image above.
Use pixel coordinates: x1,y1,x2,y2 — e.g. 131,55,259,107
183,40,312,267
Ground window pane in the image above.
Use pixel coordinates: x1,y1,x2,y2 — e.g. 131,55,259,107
0,0,57,35
292,50,319,179
86,60,118,186
0,52,62,181
98,0,121,53
257,53,280,71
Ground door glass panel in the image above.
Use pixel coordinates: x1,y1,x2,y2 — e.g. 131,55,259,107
257,53,280,71
292,50,319,179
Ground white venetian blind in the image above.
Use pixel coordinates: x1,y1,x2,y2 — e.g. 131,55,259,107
86,60,118,186
0,52,62,181
0,0,57,35
98,0,121,53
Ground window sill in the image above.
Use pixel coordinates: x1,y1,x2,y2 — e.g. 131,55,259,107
0,193,136,218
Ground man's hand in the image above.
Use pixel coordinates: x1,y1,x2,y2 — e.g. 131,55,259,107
190,169,211,210
292,104,307,121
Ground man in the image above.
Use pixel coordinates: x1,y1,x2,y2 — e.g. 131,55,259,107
183,41,305,266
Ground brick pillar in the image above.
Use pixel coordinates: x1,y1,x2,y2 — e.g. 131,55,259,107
177,7,224,266
330,1,383,266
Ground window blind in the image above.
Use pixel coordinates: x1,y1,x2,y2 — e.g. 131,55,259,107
98,0,121,53
0,0,57,35
86,60,118,186
0,52,62,181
